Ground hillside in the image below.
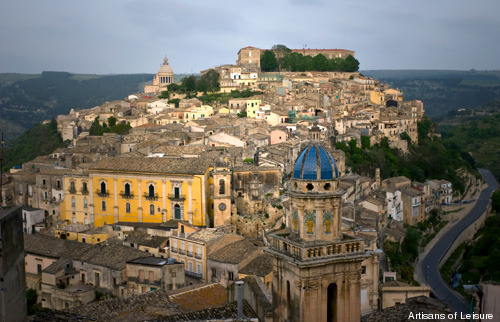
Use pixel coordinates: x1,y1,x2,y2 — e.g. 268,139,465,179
0,72,154,139
362,70,500,118
438,100,500,181
1,119,66,171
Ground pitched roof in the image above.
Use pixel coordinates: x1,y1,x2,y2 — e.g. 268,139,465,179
208,239,259,264
89,156,212,175
169,283,227,313
239,253,273,277
24,235,148,270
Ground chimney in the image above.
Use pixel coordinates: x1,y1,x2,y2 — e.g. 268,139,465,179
236,280,244,320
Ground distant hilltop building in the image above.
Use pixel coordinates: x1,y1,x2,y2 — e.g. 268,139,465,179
237,46,356,69
144,56,174,94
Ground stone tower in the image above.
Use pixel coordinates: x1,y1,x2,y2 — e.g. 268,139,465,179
266,140,367,321
212,162,232,227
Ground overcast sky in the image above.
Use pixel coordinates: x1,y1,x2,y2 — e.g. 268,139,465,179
1,0,499,74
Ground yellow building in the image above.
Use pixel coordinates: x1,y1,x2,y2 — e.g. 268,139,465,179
183,105,214,121
87,157,214,228
245,98,261,118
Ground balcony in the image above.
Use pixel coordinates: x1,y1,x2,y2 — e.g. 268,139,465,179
81,189,89,195
168,194,185,201
185,271,202,279
195,253,202,259
120,191,134,199
187,251,193,257
144,194,159,201
179,249,185,255
69,188,76,194
96,190,110,198
268,233,364,262
171,248,178,253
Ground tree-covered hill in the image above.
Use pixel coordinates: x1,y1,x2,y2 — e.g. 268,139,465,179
0,72,154,135
362,70,500,118
2,120,66,171
438,100,500,181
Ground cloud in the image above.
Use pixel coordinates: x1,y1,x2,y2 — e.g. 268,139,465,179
0,0,499,73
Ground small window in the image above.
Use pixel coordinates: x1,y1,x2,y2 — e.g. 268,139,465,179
126,203,131,213
228,271,234,281
212,269,217,277
83,198,88,208
150,204,155,215
102,200,106,211
362,266,366,274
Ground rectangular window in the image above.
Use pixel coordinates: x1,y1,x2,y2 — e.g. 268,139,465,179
188,262,193,272
362,266,366,274
148,271,154,283
139,270,145,282
95,272,100,286
196,264,201,275
228,271,234,281
212,268,217,277
37,264,42,275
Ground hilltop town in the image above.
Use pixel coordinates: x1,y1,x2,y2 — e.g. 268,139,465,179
1,46,478,321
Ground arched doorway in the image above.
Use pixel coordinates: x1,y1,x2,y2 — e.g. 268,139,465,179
327,283,337,322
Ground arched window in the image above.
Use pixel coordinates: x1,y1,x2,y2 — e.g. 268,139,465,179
70,181,75,192
149,184,155,197
219,179,225,195
102,200,106,211
150,204,155,215
83,198,88,208
82,182,88,192
126,203,131,213
100,182,106,194
71,197,75,208
124,183,131,196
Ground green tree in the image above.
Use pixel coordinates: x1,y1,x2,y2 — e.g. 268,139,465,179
313,54,330,71
271,44,291,70
402,227,422,260
493,189,500,213
341,55,360,72
158,90,169,99
200,69,220,92
260,50,279,72
181,75,197,92
107,116,117,127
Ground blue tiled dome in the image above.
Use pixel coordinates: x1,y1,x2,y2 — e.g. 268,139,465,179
293,144,339,180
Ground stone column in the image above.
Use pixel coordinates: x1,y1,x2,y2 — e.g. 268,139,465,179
188,181,193,224
137,179,143,222
114,178,118,223
347,273,361,322
162,179,167,222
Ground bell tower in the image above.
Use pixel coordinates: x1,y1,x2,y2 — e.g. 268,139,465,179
266,142,367,322
212,162,232,227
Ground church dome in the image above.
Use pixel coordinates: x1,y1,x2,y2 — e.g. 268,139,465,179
293,144,339,180
158,57,173,75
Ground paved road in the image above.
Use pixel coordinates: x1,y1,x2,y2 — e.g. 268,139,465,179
417,169,499,314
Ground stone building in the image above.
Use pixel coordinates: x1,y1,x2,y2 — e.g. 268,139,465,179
266,139,367,321
144,56,174,94
232,164,281,217
126,257,185,293
0,207,27,322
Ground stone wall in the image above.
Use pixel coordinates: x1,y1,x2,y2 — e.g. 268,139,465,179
439,202,491,268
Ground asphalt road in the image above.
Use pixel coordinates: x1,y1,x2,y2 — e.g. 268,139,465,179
418,169,499,314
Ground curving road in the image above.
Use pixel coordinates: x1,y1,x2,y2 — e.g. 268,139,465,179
417,169,499,313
